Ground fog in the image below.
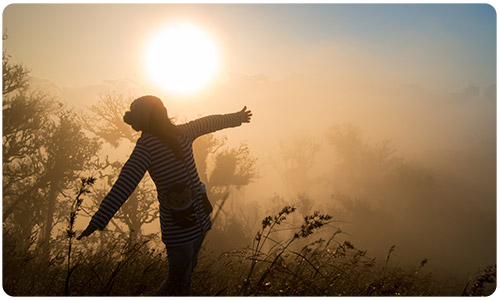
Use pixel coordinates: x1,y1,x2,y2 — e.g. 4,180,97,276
30,68,495,280
3,4,496,296
203,73,495,278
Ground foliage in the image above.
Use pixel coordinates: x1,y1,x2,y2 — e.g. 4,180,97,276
2,49,100,256
208,142,258,205
80,91,139,147
3,204,489,296
192,132,258,245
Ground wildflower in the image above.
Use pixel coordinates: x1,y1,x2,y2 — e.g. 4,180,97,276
294,211,332,239
273,206,296,225
262,216,272,229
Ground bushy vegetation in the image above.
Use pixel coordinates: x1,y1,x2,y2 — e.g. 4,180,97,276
3,201,495,296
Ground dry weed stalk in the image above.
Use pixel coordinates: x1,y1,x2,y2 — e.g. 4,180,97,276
65,177,95,295
242,206,332,295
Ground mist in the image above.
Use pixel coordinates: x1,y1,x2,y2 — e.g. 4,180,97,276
3,3,496,296
30,69,496,279
194,72,496,277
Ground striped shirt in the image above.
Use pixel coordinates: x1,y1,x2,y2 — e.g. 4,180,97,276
90,112,243,247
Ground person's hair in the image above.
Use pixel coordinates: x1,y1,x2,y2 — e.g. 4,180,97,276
123,95,183,159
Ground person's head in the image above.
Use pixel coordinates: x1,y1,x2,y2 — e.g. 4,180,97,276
123,95,182,157
123,95,168,132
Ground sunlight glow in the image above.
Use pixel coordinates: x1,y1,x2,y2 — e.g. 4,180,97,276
145,23,219,95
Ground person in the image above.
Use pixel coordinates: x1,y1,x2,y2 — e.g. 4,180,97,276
77,95,252,295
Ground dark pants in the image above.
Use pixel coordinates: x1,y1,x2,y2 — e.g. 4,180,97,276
156,234,205,296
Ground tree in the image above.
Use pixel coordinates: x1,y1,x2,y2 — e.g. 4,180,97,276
276,135,321,197
192,133,226,183
324,123,436,257
3,49,100,256
2,33,29,95
325,123,399,198
207,143,258,203
2,43,47,242
35,110,100,253
271,135,321,218
193,136,259,250
81,91,139,147
3,93,55,220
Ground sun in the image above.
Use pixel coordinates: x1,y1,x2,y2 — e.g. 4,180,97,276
145,22,219,95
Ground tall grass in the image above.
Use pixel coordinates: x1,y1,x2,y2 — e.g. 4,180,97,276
2,204,495,296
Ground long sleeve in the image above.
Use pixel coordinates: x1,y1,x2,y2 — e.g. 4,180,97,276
90,140,151,230
181,112,242,141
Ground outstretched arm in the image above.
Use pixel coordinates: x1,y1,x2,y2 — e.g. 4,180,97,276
77,140,151,240
182,106,253,141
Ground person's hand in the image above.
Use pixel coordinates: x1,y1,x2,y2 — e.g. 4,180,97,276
239,106,252,123
77,223,98,240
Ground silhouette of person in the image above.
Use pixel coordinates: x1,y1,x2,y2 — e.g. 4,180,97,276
77,95,252,295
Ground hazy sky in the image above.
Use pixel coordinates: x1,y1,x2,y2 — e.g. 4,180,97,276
2,3,496,158
3,3,496,92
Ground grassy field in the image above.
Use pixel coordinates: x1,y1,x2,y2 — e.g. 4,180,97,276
2,206,495,296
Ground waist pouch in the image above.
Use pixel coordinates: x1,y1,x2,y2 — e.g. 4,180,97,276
172,205,197,228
